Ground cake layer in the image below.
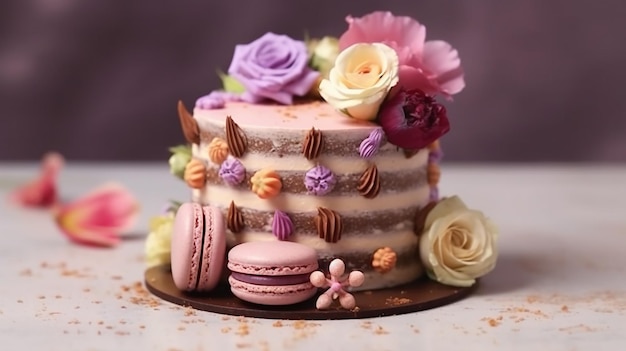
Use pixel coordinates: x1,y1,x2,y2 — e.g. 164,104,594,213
190,101,430,290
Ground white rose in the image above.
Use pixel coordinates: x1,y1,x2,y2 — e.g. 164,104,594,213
319,43,399,121
308,36,340,78
145,212,175,268
419,196,499,287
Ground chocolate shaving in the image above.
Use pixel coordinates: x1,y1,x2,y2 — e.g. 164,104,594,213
227,201,244,233
225,116,247,158
301,127,323,160
357,164,380,199
177,100,200,144
402,148,420,159
414,201,437,235
315,207,342,243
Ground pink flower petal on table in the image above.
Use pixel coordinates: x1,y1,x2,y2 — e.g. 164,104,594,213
10,152,64,208
54,183,139,247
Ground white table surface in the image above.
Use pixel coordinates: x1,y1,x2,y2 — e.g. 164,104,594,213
1,163,625,350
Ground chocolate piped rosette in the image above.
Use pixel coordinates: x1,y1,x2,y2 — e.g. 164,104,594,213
145,11,499,313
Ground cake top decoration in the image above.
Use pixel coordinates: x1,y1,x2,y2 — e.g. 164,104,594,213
198,11,464,151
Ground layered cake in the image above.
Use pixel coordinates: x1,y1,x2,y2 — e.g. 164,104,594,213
180,100,437,290
146,11,498,312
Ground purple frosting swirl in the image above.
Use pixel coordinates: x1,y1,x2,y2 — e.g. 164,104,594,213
272,210,294,241
218,157,245,185
228,32,320,105
359,128,384,159
196,91,243,110
304,165,336,196
429,186,439,202
428,148,444,163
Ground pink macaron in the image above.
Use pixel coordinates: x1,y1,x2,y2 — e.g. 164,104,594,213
228,241,319,305
171,202,226,292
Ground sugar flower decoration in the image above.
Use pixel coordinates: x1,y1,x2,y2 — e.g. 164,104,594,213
358,128,384,159
304,165,336,196
54,183,139,247
183,159,207,189
145,210,175,267
419,196,498,287
219,157,246,186
339,11,465,97
228,32,320,105
168,145,191,180
319,42,399,121
378,89,449,150
309,258,365,310
10,152,64,208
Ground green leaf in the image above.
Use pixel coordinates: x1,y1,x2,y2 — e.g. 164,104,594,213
168,144,191,156
217,69,246,93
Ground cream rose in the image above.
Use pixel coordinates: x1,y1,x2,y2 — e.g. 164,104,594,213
145,212,175,268
419,196,498,287
319,43,399,121
308,36,340,78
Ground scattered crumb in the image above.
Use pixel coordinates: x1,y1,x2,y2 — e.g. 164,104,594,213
38,295,45,299
561,305,569,312
374,325,389,335
115,331,130,336
139,325,145,329
19,268,33,276
221,327,232,334
221,316,231,321
17,300,23,303
54,295,62,299
558,324,597,334
385,297,412,306
236,343,252,349
68,319,80,325
235,323,249,336
111,275,123,280
487,318,500,327
184,307,196,316
360,321,372,330
82,288,91,293
92,301,102,304
272,321,283,327
177,326,186,331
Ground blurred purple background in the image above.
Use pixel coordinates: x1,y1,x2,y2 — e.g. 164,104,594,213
1,0,625,162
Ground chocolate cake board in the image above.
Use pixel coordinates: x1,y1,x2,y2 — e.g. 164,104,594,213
145,265,477,320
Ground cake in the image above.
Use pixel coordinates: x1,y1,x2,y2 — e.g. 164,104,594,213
146,11,498,312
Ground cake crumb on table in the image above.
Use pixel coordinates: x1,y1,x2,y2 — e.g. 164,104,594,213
272,320,284,327
561,305,569,312
374,325,389,335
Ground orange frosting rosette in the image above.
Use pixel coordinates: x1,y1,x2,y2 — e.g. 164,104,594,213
184,159,206,189
372,247,397,273
207,137,229,164
250,169,282,199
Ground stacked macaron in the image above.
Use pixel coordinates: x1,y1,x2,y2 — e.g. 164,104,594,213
228,241,319,305
170,202,319,306
170,203,226,292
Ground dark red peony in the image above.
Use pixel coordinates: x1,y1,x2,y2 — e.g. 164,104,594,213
378,89,450,150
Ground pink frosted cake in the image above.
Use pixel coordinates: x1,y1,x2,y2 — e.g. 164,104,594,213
147,11,498,308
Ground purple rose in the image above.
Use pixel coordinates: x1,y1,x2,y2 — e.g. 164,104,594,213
228,32,320,105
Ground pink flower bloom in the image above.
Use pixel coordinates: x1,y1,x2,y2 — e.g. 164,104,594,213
339,11,465,97
10,152,64,208
54,183,139,247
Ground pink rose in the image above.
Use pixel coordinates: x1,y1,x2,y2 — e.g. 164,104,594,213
339,11,465,97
